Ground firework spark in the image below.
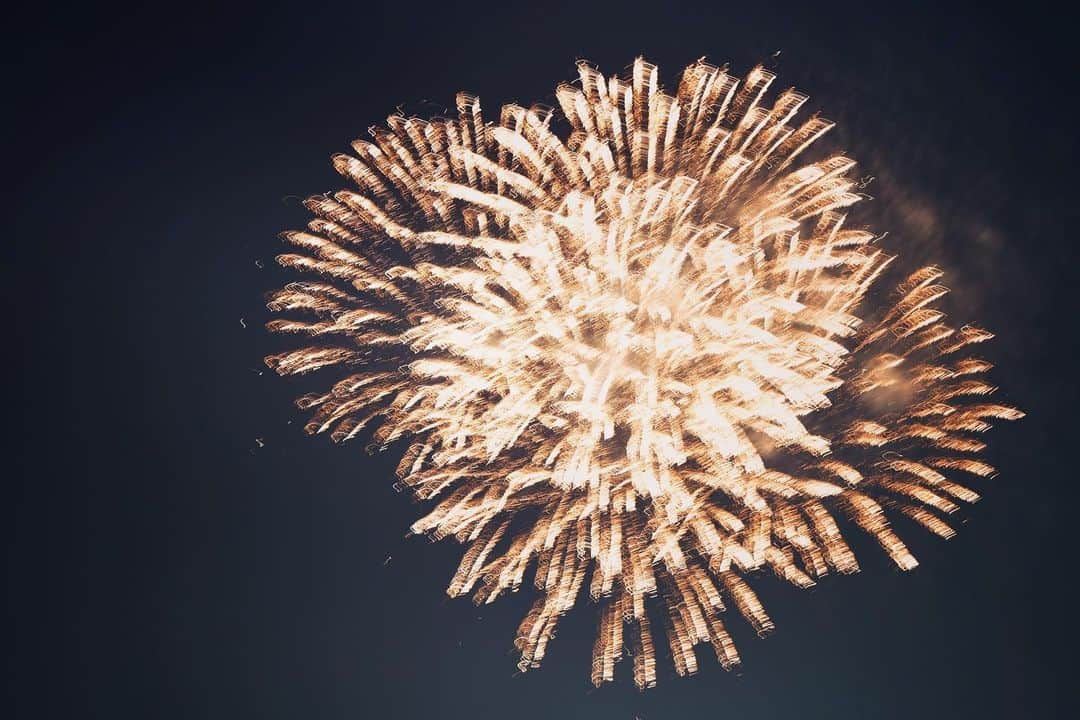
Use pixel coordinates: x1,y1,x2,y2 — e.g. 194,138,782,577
265,59,1021,688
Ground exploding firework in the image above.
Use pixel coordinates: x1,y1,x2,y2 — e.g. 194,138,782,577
265,58,1021,688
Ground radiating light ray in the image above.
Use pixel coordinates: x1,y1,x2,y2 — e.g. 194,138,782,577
265,58,1021,689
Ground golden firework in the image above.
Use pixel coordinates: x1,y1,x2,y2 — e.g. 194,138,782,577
265,58,1021,688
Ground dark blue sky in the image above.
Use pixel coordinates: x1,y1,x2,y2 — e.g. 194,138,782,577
8,1,1077,718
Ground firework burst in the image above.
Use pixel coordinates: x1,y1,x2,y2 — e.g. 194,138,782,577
265,58,1021,688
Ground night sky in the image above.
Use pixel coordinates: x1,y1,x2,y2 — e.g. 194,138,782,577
9,2,1078,718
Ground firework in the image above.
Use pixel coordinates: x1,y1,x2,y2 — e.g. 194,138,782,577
265,58,1021,688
